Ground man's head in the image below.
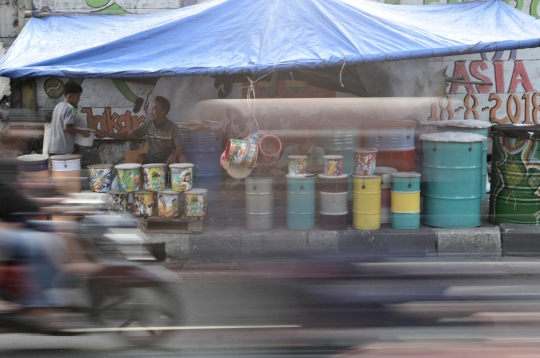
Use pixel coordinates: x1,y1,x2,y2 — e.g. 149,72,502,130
159,194,166,204
152,96,171,124
297,128,314,145
64,81,83,107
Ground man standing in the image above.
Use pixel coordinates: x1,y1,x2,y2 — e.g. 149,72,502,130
97,96,187,165
48,82,90,156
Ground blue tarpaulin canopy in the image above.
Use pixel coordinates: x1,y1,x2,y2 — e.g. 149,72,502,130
1,0,540,79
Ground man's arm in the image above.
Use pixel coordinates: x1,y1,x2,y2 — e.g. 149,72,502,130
95,130,139,140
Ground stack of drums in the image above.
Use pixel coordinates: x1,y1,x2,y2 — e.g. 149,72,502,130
17,154,49,180
287,174,316,230
374,167,397,224
391,172,421,229
142,163,167,218
318,174,349,230
490,125,540,225
184,188,208,217
245,174,274,231
50,154,82,194
179,122,223,203
421,132,486,228
352,175,381,230
361,120,416,172
114,163,141,215
425,120,491,200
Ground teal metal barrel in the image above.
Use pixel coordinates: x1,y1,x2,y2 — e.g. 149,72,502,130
391,172,421,230
287,175,316,230
424,120,491,200
421,132,485,228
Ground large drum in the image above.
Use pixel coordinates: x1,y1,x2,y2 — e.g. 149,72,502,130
352,175,381,230
287,175,316,230
421,132,485,228
490,125,540,225
170,163,194,192
317,174,349,193
115,163,141,192
88,164,113,193
245,174,274,231
374,167,397,224
157,190,179,218
132,191,156,218
391,172,421,230
17,154,49,180
184,188,208,217
142,163,167,192
50,154,82,194
425,120,491,200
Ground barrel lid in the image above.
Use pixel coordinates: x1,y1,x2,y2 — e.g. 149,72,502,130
177,120,224,131
17,154,48,162
87,164,113,169
424,120,491,129
288,155,307,159
142,163,166,168
359,119,416,129
353,148,378,153
158,189,179,195
286,174,316,179
186,188,208,194
318,174,349,179
491,124,540,139
115,163,142,169
391,172,421,178
352,174,380,179
420,132,486,142
320,211,348,216
323,155,343,160
374,167,398,175
134,190,154,195
50,154,82,161
169,163,194,169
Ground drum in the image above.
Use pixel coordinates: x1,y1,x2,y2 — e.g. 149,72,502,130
170,163,194,192
288,155,308,176
352,175,381,230
323,155,343,176
17,154,49,180
50,154,82,194
391,172,421,230
353,148,377,175
421,132,485,228
374,167,397,224
286,175,316,230
157,190,179,218
142,163,167,192
245,174,274,231
115,163,141,192
107,191,129,212
88,164,113,193
132,191,156,218
184,188,208,217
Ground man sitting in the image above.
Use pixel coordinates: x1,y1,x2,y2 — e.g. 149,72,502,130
97,96,187,165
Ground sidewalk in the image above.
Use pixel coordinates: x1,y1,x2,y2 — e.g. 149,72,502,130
139,186,537,264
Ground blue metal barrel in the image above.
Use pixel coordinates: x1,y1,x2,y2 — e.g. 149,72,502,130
287,175,316,230
391,172,421,230
421,132,485,228
179,122,224,203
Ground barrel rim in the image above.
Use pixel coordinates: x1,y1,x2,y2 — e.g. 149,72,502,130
115,163,142,169
186,188,208,194
288,155,308,159
323,155,344,159
420,132,486,142
88,164,113,169
353,148,378,153
391,172,421,178
158,189,180,195
17,154,49,162
318,174,349,179
286,174,316,179
142,163,167,168
169,163,194,169
320,211,348,216
423,120,491,129
50,154,82,160
352,174,380,179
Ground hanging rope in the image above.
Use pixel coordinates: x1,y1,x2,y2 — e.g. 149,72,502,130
339,59,347,88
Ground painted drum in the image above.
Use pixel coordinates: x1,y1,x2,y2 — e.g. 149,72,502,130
220,151,228,170
286,174,316,230
225,138,258,167
490,125,540,225
245,174,274,231
87,164,113,193
50,154,82,194
425,120,491,200
17,154,49,179
353,148,377,176
352,175,381,230
374,167,398,224
132,191,156,218
288,155,308,177
323,155,343,176
317,174,349,193
157,190,179,218
142,163,167,192
115,163,141,193
107,191,129,212
319,213,348,230
184,188,208,217
361,120,416,149
421,132,485,228
376,148,415,172
391,172,421,230
319,191,348,215
170,163,194,192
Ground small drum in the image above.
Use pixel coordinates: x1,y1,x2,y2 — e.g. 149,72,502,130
323,155,343,176
142,163,167,192
107,191,129,212
88,164,113,193
374,167,397,224
50,154,82,194
352,174,381,230
170,163,194,192
115,163,141,192
391,172,421,230
353,148,377,176
17,154,49,180
288,155,307,176
184,188,208,217
157,190,179,218
132,191,156,218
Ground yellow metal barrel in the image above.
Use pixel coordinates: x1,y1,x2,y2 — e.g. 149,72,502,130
352,175,381,230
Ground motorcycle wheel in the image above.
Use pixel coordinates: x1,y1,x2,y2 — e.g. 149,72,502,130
91,283,181,346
